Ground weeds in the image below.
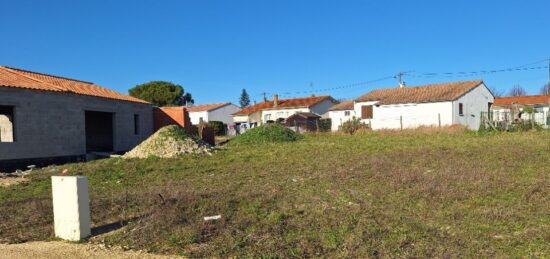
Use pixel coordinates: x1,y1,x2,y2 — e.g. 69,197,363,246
231,124,303,144
1,131,550,257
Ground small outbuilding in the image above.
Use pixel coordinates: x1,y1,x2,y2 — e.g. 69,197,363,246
491,95,550,126
285,112,321,133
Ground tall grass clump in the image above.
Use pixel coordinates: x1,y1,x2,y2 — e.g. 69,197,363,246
231,124,303,144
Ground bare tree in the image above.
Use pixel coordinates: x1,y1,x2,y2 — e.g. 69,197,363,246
540,83,549,95
489,86,504,97
508,84,527,96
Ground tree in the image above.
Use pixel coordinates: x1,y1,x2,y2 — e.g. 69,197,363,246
489,86,504,97
239,88,250,108
508,84,527,96
129,81,194,106
540,83,550,95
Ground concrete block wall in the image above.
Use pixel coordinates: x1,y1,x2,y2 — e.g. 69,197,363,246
0,87,153,161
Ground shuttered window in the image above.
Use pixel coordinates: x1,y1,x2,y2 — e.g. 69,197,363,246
361,105,373,119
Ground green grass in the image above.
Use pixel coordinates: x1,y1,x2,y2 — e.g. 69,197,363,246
2,130,550,257
231,124,302,144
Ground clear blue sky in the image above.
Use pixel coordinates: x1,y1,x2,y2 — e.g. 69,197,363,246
1,0,549,104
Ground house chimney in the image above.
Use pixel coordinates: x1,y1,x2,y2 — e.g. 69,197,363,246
273,94,279,108
399,81,406,88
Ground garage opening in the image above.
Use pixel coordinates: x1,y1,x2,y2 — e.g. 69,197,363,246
85,111,114,152
0,105,14,142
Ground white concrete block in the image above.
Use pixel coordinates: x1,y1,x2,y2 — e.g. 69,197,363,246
51,176,91,241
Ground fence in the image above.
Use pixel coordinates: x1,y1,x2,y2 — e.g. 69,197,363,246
482,110,549,130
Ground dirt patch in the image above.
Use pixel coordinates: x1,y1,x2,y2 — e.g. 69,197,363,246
0,241,176,259
123,125,214,158
0,177,29,187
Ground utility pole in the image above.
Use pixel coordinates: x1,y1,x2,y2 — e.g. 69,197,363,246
395,72,409,88
310,82,315,96
547,59,550,95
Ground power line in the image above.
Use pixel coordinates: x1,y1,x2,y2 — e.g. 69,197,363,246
409,59,550,79
253,58,550,99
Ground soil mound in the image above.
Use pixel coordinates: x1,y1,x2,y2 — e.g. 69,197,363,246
124,126,213,158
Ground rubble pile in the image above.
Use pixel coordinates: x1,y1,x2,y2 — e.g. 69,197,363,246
123,126,214,158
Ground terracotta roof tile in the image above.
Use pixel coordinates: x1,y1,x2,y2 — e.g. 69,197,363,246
494,95,549,106
356,80,484,105
233,96,332,115
186,102,231,112
0,66,149,104
328,100,354,111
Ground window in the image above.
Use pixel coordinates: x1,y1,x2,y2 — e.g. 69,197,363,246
133,114,140,135
361,105,373,119
0,105,14,142
276,112,284,118
459,103,464,116
264,114,271,121
344,111,351,116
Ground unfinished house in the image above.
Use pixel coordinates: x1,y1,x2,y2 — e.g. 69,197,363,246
0,66,153,171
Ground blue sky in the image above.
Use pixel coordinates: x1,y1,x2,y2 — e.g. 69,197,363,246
1,0,549,104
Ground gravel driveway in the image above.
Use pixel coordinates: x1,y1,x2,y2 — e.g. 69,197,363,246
0,241,178,259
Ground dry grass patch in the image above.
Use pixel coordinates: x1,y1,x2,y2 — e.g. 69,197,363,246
1,130,550,257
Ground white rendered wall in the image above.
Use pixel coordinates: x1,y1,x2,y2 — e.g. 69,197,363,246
355,100,454,130
453,83,494,130
261,108,310,123
51,176,91,241
310,99,337,117
189,111,208,125
208,104,241,124
328,110,355,131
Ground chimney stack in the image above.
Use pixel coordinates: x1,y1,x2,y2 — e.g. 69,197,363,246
399,81,406,88
273,94,279,108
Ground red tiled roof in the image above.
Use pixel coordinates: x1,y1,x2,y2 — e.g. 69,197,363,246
186,102,231,112
0,66,149,104
233,96,332,116
328,100,354,111
356,80,484,105
494,95,549,106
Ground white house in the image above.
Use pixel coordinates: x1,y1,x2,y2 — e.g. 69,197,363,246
354,80,494,130
232,95,337,126
327,100,355,131
187,102,240,125
491,95,549,126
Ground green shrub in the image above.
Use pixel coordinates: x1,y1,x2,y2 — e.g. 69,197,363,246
207,121,227,136
319,118,332,132
340,117,369,134
232,124,303,144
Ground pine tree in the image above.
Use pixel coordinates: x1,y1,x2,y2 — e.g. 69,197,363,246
239,89,250,108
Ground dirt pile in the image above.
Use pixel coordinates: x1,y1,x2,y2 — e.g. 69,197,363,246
123,126,214,158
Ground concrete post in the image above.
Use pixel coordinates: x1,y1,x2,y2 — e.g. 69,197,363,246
51,176,91,241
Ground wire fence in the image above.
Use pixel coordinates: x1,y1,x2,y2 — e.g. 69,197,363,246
482,111,550,130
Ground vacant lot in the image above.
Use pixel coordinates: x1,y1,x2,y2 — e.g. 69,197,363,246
2,130,550,257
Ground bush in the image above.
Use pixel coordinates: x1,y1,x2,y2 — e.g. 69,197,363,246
319,118,332,132
207,121,227,136
341,118,369,134
231,124,303,144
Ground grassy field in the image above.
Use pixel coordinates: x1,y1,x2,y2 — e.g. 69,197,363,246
2,129,550,257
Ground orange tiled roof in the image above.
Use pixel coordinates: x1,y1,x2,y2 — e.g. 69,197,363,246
328,100,354,111
0,66,149,104
356,80,484,105
494,95,549,106
233,96,332,116
186,102,231,112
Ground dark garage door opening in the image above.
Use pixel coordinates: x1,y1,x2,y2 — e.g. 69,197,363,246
85,111,114,152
